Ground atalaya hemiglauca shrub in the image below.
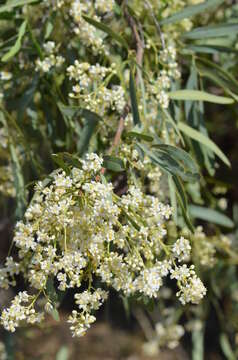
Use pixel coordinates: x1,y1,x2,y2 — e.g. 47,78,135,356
0,0,237,355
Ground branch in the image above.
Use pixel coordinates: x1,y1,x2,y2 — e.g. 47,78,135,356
110,1,144,149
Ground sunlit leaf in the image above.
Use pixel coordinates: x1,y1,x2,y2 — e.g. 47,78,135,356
169,90,234,104
161,0,224,25
0,0,39,13
178,122,231,167
2,20,27,62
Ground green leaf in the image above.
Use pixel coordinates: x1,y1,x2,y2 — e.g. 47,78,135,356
56,347,69,360
2,20,27,62
82,15,128,49
173,175,194,232
121,209,140,231
162,109,185,146
220,333,237,360
46,278,60,322
187,44,238,54
189,205,234,228
9,142,26,219
46,278,58,303
57,103,78,119
0,0,39,13
169,90,234,104
161,0,224,25
129,70,141,126
52,152,81,170
220,334,236,360
197,65,238,101
49,307,60,322
103,156,125,172
45,21,53,39
77,109,102,154
125,131,153,142
178,122,231,167
137,143,195,182
192,328,204,360
183,23,238,39
152,144,200,182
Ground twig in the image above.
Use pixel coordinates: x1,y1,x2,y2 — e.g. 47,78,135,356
144,0,165,49
100,1,145,176
109,0,144,150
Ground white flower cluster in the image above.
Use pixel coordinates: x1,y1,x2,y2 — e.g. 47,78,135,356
67,60,126,114
69,0,114,52
148,45,181,109
36,41,65,73
172,236,191,262
0,154,206,336
171,264,206,304
1,292,43,332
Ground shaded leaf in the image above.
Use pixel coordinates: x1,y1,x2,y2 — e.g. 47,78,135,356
173,175,194,232
129,70,141,126
187,44,238,54
46,278,60,322
189,205,234,228
103,156,125,172
152,144,200,182
77,109,102,154
183,23,238,39
125,131,153,142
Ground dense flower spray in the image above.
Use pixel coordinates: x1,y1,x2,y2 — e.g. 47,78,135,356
0,154,206,336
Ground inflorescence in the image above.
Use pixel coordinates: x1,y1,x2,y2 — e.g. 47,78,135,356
0,154,206,337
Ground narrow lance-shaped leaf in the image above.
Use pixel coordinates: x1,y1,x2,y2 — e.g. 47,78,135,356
0,0,39,13
56,347,69,360
82,15,128,49
46,278,60,322
178,122,231,167
77,109,102,155
172,175,194,232
161,0,224,25
2,20,27,62
125,131,153,142
187,44,238,55
137,143,194,183
189,205,234,228
220,334,236,360
152,144,200,182
162,109,185,146
183,22,238,39
129,70,141,126
103,156,125,172
169,89,234,104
